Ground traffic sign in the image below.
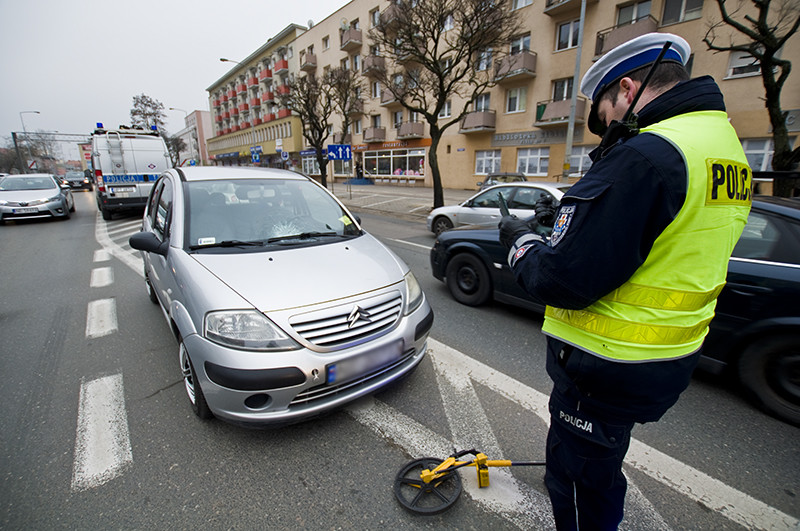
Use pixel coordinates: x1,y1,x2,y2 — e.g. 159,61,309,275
281,150,289,161
327,144,352,160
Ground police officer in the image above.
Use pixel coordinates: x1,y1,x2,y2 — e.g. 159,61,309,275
499,33,752,530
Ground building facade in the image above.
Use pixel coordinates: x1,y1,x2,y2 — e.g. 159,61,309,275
174,110,213,166
206,0,799,190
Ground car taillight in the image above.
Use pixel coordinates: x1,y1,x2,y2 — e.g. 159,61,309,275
95,170,105,192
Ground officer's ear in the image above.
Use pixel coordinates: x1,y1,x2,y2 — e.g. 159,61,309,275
618,77,638,105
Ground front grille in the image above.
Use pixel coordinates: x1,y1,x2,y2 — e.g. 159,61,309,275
289,291,402,349
290,348,416,406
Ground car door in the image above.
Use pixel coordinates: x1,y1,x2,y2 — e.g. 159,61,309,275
146,176,179,308
457,186,516,228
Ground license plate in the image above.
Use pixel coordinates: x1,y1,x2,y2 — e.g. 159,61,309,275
13,208,38,214
326,342,403,384
111,186,136,193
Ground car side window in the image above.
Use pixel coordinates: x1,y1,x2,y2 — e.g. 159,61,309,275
473,187,511,208
146,180,164,228
153,179,173,241
732,210,800,265
509,188,539,210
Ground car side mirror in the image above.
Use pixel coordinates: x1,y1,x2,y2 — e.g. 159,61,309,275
129,231,168,256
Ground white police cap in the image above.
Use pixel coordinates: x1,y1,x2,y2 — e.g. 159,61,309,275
580,32,690,134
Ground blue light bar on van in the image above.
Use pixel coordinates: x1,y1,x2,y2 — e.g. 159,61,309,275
151,125,157,131
96,123,103,128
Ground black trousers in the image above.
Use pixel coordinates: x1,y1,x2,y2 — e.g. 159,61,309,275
545,386,634,531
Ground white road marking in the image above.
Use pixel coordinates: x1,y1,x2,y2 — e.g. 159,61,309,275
89,267,114,288
93,249,110,262
94,211,144,277
85,298,117,338
71,374,132,492
388,238,431,251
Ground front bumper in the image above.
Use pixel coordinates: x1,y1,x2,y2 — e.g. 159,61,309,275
0,200,68,221
183,300,434,426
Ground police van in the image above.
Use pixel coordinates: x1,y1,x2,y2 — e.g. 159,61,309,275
91,123,171,220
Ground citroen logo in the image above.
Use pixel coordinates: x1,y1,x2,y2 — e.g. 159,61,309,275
347,305,372,329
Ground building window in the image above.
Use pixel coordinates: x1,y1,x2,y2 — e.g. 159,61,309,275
370,8,380,27
506,87,527,113
364,148,425,176
511,34,531,55
393,111,403,128
439,100,452,118
302,155,321,175
726,50,762,78
351,18,360,30
557,20,580,51
517,147,550,176
477,49,492,71
568,146,596,176
372,114,382,128
323,36,330,50
372,81,381,98
443,14,455,31
474,93,491,112
332,159,352,176
741,138,777,172
662,0,703,25
352,54,361,72
552,78,574,101
617,0,651,25
475,150,501,174
370,44,380,56
341,57,351,70
354,119,363,134
513,0,532,9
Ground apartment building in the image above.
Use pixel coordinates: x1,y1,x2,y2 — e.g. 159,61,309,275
206,0,799,190
173,110,213,166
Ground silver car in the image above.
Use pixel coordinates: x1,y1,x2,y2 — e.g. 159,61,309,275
0,173,75,223
426,182,571,235
129,167,433,427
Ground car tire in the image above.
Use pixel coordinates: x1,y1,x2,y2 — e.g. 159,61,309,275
144,270,159,304
445,253,492,306
101,207,112,221
179,340,213,420
433,216,454,236
738,334,800,425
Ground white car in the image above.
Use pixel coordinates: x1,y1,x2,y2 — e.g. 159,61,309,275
426,182,572,235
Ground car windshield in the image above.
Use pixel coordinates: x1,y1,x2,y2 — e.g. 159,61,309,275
0,176,57,191
185,178,361,250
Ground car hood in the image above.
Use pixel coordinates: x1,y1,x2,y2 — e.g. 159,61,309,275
189,233,407,312
0,189,60,201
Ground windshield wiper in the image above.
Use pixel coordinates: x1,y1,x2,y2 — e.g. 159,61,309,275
189,239,265,250
266,231,339,243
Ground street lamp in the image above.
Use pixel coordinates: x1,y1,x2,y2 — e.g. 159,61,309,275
19,110,40,173
219,57,242,65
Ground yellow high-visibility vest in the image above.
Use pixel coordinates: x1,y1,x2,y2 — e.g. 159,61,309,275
543,111,752,362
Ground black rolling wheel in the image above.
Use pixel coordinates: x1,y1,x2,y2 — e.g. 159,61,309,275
738,334,800,425
394,458,462,515
445,253,492,306
433,216,453,235
144,270,159,304
179,340,213,420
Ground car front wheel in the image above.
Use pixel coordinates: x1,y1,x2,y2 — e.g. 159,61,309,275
179,340,213,420
738,334,800,425
445,253,492,306
433,216,454,235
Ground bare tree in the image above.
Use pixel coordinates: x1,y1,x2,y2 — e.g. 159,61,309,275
704,0,800,196
328,67,364,151
165,135,187,167
279,75,335,187
130,93,167,132
369,0,521,208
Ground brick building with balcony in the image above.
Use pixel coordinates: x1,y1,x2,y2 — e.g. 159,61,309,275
206,0,799,189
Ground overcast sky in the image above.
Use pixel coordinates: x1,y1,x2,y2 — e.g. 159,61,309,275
0,0,349,159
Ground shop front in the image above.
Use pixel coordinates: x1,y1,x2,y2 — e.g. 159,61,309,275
354,138,431,186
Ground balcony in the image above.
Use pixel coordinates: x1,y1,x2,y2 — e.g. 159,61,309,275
381,89,401,106
222,94,229,103
232,108,239,116
213,98,221,107
242,121,251,129
237,83,247,94
223,127,231,135
227,89,236,99
232,125,240,132
380,4,401,26
332,132,352,144
262,90,275,103
595,16,659,57
247,76,258,87
258,68,272,82
215,114,223,122
238,103,249,113
363,55,385,77
277,108,292,118
534,97,587,127
494,50,537,83
340,28,363,51
543,0,597,16
253,117,263,126
276,84,290,96
223,111,231,119
397,121,424,140
273,59,289,74
459,110,496,134
300,53,317,72
263,112,276,122
347,100,364,116
250,97,261,108
364,127,386,142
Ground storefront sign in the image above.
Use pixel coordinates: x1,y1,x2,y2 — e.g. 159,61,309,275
492,128,583,147
352,137,432,152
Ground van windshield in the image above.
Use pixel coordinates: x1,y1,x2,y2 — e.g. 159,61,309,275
185,179,362,250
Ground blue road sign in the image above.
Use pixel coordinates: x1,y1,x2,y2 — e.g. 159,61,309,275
327,144,352,160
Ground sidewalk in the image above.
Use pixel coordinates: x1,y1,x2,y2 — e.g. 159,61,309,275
332,182,475,223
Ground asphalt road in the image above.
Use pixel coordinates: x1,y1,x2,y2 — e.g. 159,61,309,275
0,189,797,530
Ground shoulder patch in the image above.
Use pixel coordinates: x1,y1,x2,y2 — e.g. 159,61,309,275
550,205,575,247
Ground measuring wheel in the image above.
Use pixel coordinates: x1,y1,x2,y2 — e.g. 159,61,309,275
393,457,463,515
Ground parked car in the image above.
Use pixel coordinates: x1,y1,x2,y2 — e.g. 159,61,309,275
429,196,800,425
63,170,93,190
130,167,433,427
0,173,75,223
476,172,527,191
426,182,571,235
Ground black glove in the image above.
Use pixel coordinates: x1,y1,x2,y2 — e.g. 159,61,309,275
534,196,560,228
499,215,532,250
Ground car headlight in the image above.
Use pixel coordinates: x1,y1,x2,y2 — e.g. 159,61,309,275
205,310,300,351
404,271,424,315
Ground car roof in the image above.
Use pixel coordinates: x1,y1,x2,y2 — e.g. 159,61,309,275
752,195,800,219
174,166,311,183
478,181,571,194
2,173,55,179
